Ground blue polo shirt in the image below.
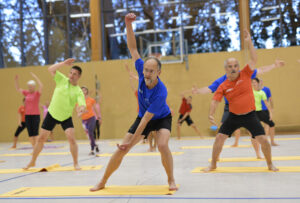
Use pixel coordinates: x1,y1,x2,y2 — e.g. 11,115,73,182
135,59,171,120
208,69,258,104
261,86,271,110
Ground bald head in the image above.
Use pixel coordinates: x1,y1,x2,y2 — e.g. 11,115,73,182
224,58,239,68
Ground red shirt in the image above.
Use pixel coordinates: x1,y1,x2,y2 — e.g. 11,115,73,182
213,65,255,115
22,90,41,115
18,105,25,122
179,98,192,115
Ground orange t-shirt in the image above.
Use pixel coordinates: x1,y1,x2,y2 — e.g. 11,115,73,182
18,105,25,122
81,97,96,120
213,65,255,115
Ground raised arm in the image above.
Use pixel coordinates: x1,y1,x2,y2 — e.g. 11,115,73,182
244,30,257,70
48,58,75,76
256,59,285,75
30,72,43,94
209,100,220,126
125,13,141,62
14,75,23,93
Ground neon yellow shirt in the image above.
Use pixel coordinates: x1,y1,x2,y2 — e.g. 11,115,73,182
48,71,86,121
253,89,267,111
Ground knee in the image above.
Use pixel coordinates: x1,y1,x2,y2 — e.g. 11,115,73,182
158,142,168,152
37,135,48,143
255,135,269,144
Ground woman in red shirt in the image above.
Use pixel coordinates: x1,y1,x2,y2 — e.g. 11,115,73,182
15,72,43,147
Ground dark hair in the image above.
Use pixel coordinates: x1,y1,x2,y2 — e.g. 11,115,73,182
23,98,25,102
81,86,88,94
252,77,260,83
188,96,192,99
72,66,82,75
145,56,162,70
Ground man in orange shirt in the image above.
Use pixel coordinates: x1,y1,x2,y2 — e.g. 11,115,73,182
177,90,202,139
203,30,284,172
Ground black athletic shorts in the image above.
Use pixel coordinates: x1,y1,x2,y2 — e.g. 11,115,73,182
128,113,172,138
219,111,265,138
178,114,194,126
25,115,40,137
221,104,230,123
42,112,74,131
256,110,275,127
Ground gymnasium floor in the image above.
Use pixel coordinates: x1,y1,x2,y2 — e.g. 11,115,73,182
0,134,300,203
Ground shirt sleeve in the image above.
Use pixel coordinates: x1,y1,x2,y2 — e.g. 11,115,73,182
54,71,67,84
242,64,254,77
251,69,258,79
266,88,272,98
147,96,166,115
77,89,86,107
22,90,29,96
135,58,144,78
213,85,224,102
208,75,226,93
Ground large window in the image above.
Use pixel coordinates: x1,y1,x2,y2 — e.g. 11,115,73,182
250,0,300,49
0,0,91,68
101,0,240,60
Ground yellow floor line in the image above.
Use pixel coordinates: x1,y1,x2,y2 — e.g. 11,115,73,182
192,166,300,173
209,156,300,162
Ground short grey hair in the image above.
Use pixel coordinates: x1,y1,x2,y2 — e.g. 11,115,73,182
145,56,162,70
224,58,240,68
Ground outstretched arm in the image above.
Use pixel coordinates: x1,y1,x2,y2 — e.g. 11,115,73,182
125,13,141,62
209,100,220,126
14,75,23,93
192,86,212,95
48,58,75,76
118,111,154,150
30,72,43,94
256,59,285,75
244,30,257,70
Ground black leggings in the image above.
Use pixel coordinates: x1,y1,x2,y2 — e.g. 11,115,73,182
14,122,26,137
93,119,101,140
256,110,275,127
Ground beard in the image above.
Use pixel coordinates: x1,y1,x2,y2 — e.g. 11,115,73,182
145,78,152,84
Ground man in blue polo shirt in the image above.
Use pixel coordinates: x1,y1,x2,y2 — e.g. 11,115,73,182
90,13,177,192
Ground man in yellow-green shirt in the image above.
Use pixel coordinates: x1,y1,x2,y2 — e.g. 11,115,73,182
24,58,86,170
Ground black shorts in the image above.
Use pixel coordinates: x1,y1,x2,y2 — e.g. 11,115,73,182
128,114,172,138
25,115,40,137
221,104,230,123
178,114,193,126
42,113,74,131
256,110,275,127
219,111,265,138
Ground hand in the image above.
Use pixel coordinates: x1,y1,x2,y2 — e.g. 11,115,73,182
208,115,217,126
125,63,130,72
297,59,300,64
269,112,273,121
125,13,136,24
99,119,102,124
244,29,251,43
18,122,22,127
77,106,85,117
117,143,130,151
274,59,285,68
63,58,75,66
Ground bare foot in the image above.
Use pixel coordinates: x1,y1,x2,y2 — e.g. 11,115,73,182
271,143,279,146
177,137,181,140
201,165,216,173
168,180,178,191
10,146,16,149
268,164,279,172
23,162,35,170
74,164,81,170
90,182,105,192
231,144,238,147
257,156,263,159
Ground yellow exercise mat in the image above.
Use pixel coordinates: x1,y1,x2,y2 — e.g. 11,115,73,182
0,185,178,197
0,164,102,174
192,166,300,173
242,137,300,141
181,145,252,149
97,152,184,157
0,152,70,157
209,156,300,162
